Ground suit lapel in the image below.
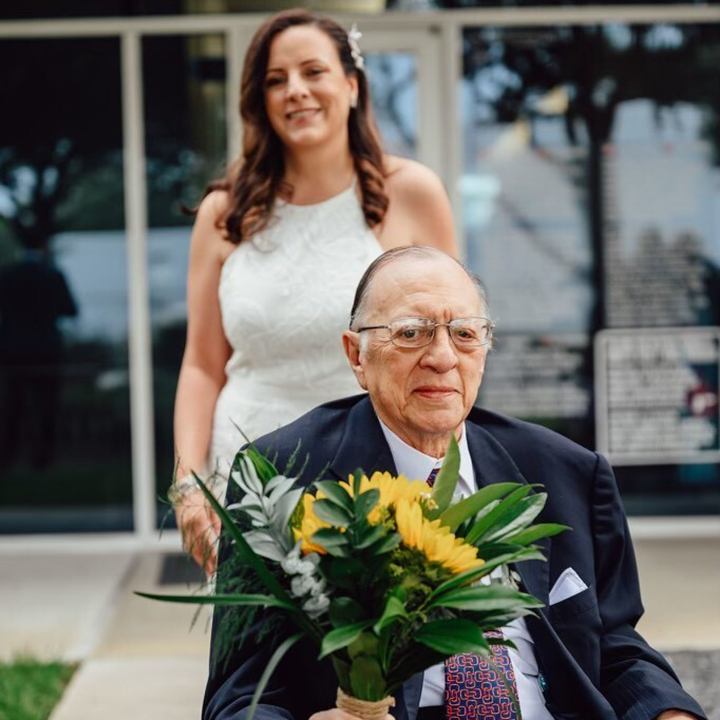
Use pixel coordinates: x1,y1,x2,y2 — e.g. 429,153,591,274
465,418,550,606
328,396,398,482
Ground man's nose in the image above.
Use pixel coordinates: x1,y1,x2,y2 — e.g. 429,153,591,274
419,327,458,372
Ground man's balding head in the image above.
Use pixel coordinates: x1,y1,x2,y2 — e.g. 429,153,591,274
349,246,490,333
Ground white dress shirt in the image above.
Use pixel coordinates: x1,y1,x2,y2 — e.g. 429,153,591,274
377,418,553,720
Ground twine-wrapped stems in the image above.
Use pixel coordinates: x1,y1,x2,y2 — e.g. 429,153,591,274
336,688,395,720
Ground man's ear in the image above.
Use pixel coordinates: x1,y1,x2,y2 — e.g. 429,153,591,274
342,330,367,390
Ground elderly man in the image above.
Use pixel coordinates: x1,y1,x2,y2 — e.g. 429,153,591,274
204,247,705,720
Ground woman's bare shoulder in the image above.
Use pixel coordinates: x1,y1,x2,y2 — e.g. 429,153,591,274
383,156,446,203
191,190,234,262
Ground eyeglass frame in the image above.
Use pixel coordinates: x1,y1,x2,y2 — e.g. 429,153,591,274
355,316,496,349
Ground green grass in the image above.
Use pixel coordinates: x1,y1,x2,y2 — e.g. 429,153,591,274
0,658,77,720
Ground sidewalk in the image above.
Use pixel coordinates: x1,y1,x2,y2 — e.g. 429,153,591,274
1,538,719,720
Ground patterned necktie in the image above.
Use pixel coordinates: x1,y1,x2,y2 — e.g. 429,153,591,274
426,467,440,487
444,630,521,720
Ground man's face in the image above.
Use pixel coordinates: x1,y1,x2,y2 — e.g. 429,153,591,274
343,255,489,450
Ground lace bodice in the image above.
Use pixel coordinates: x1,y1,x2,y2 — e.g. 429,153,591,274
208,183,381,482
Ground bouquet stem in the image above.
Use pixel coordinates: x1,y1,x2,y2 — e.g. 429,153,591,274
336,688,396,720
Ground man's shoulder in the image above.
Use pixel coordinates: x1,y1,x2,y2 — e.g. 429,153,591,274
468,405,597,465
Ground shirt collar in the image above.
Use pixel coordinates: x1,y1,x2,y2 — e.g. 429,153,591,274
377,416,476,497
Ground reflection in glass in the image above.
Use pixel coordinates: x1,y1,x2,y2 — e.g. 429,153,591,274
0,38,132,533
143,35,227,526
462,24,720,514
366,52,418,159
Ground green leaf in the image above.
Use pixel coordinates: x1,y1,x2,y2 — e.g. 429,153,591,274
348,632,379,659
245,446,279,483
350,655,386,701
373,592,409,634
428,585,544,612
323,558,365,592
247,632,303,720
504,523,571,546
465,485,536,545
366,532,401,556
415,619,490,656
426,548,545,602
354,488,380,520
352,468,365,498
319,621,374,660
313,499,353,527
439,483,521,530
134,591,296,611
480,493,547,543
329,597,366,628
429,434,460,517
354,524,388,550
311,528,350,548
316,481,354,514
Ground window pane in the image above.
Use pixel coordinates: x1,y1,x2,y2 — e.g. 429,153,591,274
143,34,227,527
366,52,419,159
0,38,132,533
462,23,720,515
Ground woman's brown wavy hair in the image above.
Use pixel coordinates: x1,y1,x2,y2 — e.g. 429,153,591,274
204,9,389,243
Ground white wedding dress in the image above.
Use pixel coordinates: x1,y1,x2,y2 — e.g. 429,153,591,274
208,182,381,488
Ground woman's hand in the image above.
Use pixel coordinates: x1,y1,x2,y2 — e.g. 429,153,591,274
174,489,222,577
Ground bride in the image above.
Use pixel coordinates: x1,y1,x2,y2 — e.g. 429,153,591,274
172,8,458,574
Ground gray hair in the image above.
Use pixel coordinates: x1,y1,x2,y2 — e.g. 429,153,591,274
349,246,491,331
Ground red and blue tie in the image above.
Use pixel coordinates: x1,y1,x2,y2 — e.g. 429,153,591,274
444,631,521,720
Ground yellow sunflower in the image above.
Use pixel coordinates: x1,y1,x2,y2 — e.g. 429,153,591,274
395,498,484,574
293,493,330,555
339,471,431,523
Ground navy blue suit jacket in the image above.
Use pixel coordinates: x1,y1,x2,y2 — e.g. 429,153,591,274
203,394,706,720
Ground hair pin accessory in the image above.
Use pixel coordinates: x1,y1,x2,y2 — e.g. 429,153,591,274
348,23,365,71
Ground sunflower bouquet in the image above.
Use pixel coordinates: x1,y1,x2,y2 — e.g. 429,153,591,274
139,438,567,720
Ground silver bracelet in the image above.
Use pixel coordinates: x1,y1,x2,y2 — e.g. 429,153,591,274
168,474,201,505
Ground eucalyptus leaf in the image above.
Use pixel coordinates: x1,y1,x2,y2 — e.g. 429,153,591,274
267,476,298,505
319,620,374,659
273,488,304,532
244,530,287,562
313,499,353,527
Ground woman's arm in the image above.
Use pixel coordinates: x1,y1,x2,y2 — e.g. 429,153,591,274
173,190,233,575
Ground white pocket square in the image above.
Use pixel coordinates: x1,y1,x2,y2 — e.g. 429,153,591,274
549,567,588,606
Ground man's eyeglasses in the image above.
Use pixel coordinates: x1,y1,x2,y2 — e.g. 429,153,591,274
357,317,495,350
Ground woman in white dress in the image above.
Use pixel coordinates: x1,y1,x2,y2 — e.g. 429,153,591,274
172,9,458,574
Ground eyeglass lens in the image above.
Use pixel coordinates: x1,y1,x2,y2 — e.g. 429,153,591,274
389,318,491,348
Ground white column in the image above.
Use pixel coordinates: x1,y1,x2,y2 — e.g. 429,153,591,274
121,31,156,544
